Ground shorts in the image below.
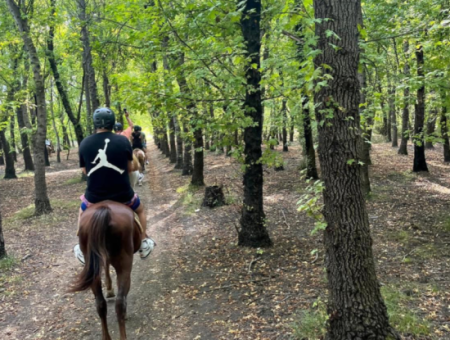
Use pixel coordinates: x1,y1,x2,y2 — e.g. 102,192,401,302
80,194,141,212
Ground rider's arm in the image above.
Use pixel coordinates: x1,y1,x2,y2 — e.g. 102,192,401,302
82,167,87,175
125,110,134,129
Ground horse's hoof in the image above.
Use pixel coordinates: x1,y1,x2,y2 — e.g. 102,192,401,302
106,290,115,298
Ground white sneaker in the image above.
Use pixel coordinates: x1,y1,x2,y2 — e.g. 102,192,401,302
139,238,155,259
74,244,85,265
145,161,149,165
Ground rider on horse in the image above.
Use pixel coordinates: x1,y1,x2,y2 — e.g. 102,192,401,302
74,107,154,264
114,108,133,141
132,125,149,165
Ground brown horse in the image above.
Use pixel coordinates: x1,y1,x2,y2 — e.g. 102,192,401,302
70,201,143,340
133,148,145,172
129,154,142,190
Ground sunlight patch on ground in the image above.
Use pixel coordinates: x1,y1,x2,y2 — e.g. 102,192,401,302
415,179,450,195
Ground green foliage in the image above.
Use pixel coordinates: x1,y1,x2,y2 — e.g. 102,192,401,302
0,256,17,272
292,297,328,340
381,286,431,336
297,174,326,235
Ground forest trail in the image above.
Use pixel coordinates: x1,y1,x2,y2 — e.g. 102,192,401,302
2,141,450,340
0,142,221,340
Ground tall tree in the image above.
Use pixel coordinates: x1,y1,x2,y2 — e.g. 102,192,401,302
398,40,410,155
47,0,84,146
78,0,100,116
441,92,450,162
6,0,52,215
238,0,272,247
313,0,398,338
413,43,428,172
0,208,6,259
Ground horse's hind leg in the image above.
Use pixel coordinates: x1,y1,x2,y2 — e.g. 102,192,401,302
92,278,112,340
105,262,115,298
115,264,132,340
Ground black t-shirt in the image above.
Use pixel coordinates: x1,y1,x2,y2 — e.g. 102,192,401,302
79,132,134,203
132,131,143,149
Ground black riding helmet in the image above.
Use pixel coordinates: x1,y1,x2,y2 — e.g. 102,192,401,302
114,122,123,132
133,125,141,132
93,107,115,130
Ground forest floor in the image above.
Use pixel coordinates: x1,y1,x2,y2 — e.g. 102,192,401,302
0,139,449,340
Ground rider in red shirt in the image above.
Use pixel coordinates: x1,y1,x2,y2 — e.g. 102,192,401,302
114,108,133,141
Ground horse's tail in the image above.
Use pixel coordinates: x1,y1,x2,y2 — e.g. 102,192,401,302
70,206,111,292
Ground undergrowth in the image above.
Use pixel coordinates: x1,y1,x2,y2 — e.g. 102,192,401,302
292,285,431,339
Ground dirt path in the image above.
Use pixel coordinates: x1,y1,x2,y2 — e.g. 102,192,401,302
2,141,450,340
0,143,216,339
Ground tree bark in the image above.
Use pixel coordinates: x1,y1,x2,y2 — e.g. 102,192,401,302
390,86,398,147
174,116,183,169
0,209,6,259
7,0,52,215
102,70,111,107
47,0,84,145
191,127,205,186
9,116,17,162
282,99,288,152
238,0,272,248
78,0,100,115
313,1,398,339
413,44,429,172
0,138,4,165
50,80,61,163
441,92,450,162
302,98,319,180
398,41,410,155
169,116,177,163
425,108,436,149
0,128,17,179
16,105,34,171
182,124,193,176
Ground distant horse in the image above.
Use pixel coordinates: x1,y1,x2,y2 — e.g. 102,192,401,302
129,154,142,190
133,148,145,173
70,201,144,340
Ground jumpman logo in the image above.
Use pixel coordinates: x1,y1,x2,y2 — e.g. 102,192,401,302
87,138,125,176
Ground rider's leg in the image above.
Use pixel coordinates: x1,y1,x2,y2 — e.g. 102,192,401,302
134,203,149,238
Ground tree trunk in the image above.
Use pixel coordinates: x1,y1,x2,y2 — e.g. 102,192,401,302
44,144,50,167
302,98,319,180
0,128,17,179
9,116,17,162
7,0,52,215
425,108,436,149
238,0,272,248
282,99,288,152
84,67,93,135
162,125,170,158
47,0,84,145
169,116,177,163
313,1,398,339
0,138,4,165
413,44,429,172
17,105,34,171
398,42,410,155
50,80,61,163
441,93,450,162
78,0,100,113
102,70,111,107
390,86,398,147
0,209,6,259
174,116,183,169
191,127,205,186
182,125,193,176
359,68,372,196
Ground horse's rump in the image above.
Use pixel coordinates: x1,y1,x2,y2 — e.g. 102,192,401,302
131,154,141,172
133,148,145,170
